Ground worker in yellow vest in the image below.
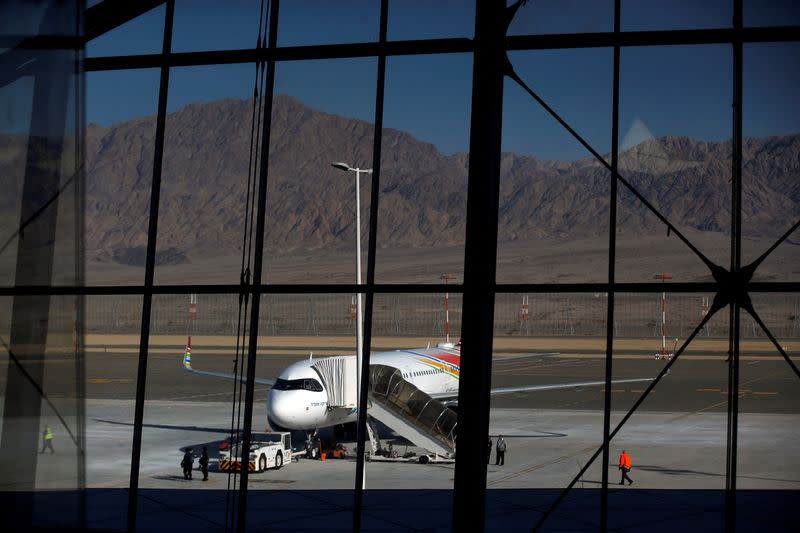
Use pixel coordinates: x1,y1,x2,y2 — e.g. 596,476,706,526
41,425,54,454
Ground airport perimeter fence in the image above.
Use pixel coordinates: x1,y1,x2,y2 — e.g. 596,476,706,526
57,292,800,341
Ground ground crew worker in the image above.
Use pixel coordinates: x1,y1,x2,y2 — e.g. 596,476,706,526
618,449,633,485
487,437,492,464
495,435,506,466
199,447,209,481
181,448,194,480
40,425,54,454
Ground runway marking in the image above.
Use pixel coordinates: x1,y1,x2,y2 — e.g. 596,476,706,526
696,388,721,392
752,391,778,396
669,372,784,423
87,378,134,384
747,361,761,365
600,389,625,393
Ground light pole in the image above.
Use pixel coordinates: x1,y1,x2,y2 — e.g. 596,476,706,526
331,162,372,404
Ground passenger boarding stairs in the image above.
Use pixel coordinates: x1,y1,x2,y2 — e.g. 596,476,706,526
311,357,457,458
367,365,457,458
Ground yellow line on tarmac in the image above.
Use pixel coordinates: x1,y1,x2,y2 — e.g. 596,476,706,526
752,391,778,396
696,388,721,392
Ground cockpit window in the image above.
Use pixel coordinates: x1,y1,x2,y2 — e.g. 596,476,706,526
273,378,323,392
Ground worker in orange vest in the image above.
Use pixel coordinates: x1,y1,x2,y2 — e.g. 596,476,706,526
618,450,633,485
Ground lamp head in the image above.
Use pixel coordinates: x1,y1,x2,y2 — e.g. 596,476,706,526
331,161,352,172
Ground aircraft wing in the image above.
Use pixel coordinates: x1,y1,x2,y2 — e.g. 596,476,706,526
427,377,653,402
492,352,560,362
182,351,275,386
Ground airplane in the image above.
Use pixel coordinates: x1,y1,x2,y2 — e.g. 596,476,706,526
182,340,654,449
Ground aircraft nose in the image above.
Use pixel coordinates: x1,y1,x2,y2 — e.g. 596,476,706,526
267,389,321,430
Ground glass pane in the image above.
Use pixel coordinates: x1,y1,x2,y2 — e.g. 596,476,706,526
173,0,262,52
608,292,727,530
0,76,33,286
508,0,613,35
0,3,85,529
376,54,471,284
498,49,612,284
84,295,143,531
263,58,376,284
617,45,732,283
137,294,249,530
388,0,474,41
153,63,257,285
621,0,732,31
744,1,800,27
363,292,462,530
86,69,161,286
279,0,379,47
86,4,165,57
742,43,800,282
737,296,800,529
486,293,606,531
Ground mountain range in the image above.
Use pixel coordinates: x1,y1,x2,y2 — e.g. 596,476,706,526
3,95,799,269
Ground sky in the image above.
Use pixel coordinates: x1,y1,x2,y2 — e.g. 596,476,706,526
78,0,800,161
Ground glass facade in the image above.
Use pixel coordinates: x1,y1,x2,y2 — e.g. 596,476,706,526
1,0,798,531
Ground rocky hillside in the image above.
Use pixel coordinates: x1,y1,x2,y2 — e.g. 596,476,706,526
3,95,798,265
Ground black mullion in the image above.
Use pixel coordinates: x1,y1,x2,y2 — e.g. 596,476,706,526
235,1,279,531
127,1,173,532
724,2,744,530
507,26,800,50
352,0,388,531
452,0,506,530
82,25,800,72
4,281,800,296
600,2,621,530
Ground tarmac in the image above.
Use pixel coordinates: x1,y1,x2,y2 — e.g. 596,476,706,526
4,336,799,531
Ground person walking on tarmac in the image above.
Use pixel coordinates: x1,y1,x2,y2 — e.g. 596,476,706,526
486,437,492,464
181,448,194,480
495,435,506,466
618,449,633,485
40,425,54,454
199,447,209,481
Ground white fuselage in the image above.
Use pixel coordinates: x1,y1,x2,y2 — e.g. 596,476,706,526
266,347,460,432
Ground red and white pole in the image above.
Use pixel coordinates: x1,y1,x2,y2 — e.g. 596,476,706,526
441,274,456,344
653,273,672,359
186,293,197,355
520,295,529,322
